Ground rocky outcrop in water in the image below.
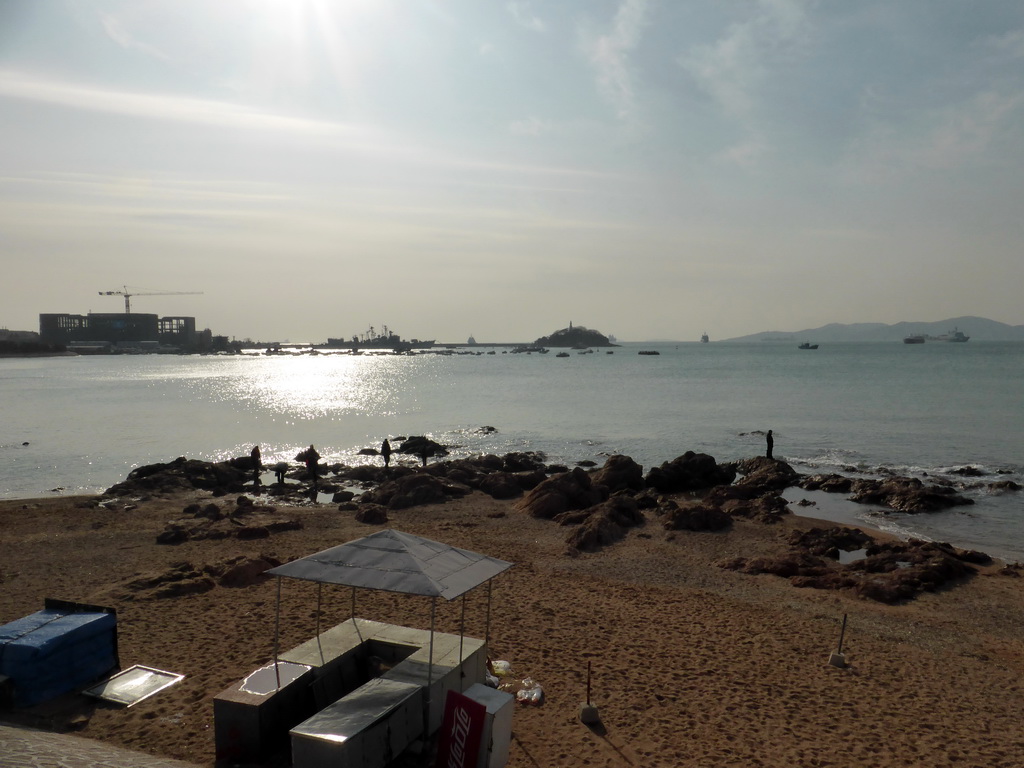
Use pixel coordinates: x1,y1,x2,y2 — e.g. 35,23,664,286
847,476,974,513
533,324,615,348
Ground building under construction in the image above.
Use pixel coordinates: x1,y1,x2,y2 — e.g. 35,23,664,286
39,313,199,351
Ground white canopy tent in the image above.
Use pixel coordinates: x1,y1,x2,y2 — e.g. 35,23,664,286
266,529,513,736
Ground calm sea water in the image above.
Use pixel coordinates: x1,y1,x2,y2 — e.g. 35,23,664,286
2,342,1022,560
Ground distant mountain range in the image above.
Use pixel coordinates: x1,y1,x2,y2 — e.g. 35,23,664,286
721,316,1024,343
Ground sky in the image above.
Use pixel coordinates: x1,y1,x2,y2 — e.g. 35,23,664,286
1,0,1023,343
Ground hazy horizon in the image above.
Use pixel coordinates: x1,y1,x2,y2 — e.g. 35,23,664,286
3,1,1023,343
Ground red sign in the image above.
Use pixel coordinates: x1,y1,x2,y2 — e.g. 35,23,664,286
435,689,487,768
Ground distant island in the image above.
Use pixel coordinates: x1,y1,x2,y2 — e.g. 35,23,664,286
534,323,616,348
721,316,1024,343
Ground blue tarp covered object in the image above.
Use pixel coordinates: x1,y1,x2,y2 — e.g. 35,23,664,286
0,601,118,707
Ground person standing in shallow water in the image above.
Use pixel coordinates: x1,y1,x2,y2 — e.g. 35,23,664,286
381,439,392,468
766,430,774,459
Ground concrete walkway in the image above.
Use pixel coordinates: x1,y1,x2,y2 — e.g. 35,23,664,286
0,724,203,768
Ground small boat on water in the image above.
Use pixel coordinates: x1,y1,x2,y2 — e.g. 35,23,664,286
798,342,818,350
638,350,660,355
555,351,570,358
700,332,709,343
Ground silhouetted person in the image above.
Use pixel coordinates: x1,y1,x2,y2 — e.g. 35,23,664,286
250,446,261,483
381,439,392,467
298,445,320,482
766,430,774,460
273,461,288,484
420,446,429,466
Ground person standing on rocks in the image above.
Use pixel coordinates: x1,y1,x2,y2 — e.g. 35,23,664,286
381,439,392,468
766,430,774,460
298,445,320,483
250,446,262,484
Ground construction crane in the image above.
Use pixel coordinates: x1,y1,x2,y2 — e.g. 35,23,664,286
99,286,203,314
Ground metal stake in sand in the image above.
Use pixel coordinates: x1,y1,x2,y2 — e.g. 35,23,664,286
828,614,848,668
579,661,601,724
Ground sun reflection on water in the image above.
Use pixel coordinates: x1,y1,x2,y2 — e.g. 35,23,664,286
215,355,429,420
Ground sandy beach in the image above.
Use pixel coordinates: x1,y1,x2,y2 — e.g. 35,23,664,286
2,461,1023,768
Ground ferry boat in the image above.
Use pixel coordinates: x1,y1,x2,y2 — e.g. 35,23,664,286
903,335,926,344
700,332,709,343
936,328,970,342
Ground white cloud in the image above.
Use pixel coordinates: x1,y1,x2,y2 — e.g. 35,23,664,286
985,27,1024,60
914,91,1023,169
507,1,546,32
509,116,549,136
717,136,769,168
99,12,170,62
582,0,650,121
845,90,1024,182
0,69,348,137
679,0,811,118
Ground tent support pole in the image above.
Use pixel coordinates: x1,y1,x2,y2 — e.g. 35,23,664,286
352,586,362,642
485,579,493,646
316,582,324,665
273,576,282,689
426,597,436,740
459,593,466,685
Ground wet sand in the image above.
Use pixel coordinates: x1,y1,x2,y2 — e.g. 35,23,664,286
1,485,1023,767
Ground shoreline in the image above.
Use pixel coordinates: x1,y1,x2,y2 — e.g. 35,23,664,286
2,463,1023,767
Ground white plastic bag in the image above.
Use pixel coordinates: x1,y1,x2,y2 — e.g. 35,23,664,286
515,678,544,705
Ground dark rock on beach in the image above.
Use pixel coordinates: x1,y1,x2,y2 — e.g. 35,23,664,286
156,497,301,544
590,454,645,493
645,451,736,493
659,500,732,532
561,494,645,553
105,456,250,497
514,467,608,519
353,504,389,525
358,472,470,510
731,456,801,493
719,529,988,604
699,484,791,524
787,526,875,558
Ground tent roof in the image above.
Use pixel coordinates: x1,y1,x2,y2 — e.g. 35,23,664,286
266,529,513,601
